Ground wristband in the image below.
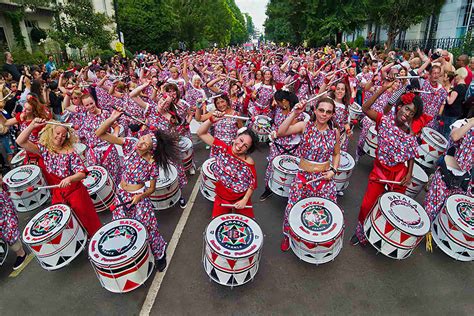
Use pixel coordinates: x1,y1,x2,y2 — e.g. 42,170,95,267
329,166,337,174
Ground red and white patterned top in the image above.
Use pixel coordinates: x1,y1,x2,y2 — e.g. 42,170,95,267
420,80,448,118
212,138,257,194
454,127,474,172
70,109,110,148
297,122,337,162
38,144,88,178
121,138,158,184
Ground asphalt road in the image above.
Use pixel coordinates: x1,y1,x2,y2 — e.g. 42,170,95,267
0,129,472,316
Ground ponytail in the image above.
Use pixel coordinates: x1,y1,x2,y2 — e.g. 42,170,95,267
151,130,181,172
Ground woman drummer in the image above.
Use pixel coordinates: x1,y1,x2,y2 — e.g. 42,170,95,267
330,81,353,152
196,93,244,157
96,109,180,271
0,173,27,270
424,116,473,221
278,97,341,252
260,90,305,201
351,82,423,246
197,116,258,219
16,119,101,236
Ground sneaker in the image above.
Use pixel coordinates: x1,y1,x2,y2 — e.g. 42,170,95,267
337,191,344,196
13,253,27,271
205,145,210,150
189,167,196,175
350,234,360,246
259,187,273,201
156,253,167,272
280,236,290,252
178,197,187,209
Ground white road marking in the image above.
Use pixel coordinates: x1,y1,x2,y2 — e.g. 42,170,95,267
140,176,202,315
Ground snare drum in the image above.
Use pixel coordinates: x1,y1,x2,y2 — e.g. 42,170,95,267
349,102,364,122
268,155,300,197
332,151,355,192
22,204,87,270
82,165,116,213
363,192,430,259
88,219,155,293
0,239,8,266
74,143,87,162
415,127,448,169
200,158,217,202
405,163,428,198
431,194,473,261
288,198,344,264
251,115,271,143
179,137,194,172
148,165,181,210
11,149,26,168
363,125,378,158
4,165,50,212
203,214,263,287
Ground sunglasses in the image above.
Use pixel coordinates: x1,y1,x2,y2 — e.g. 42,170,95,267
316,108,333,115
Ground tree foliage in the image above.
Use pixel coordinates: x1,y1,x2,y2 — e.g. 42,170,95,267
244,13,256,38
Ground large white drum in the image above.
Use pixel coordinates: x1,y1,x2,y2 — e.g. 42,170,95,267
268,155,300,197
332,151,355,192
82,165,116,213
11,149,26,168
74,143,87,162
415,127,448,169
4,165,50,212
289,198,344,264
179,137,194,172
349,102,364,122
251,115,271,143
22,204,87,270
431,194,473,261
203,214,263,287
88,219,155,293
148,165,181,210
364,192,430,259
363,125,378,158
405,163,428,198
200,158,217,202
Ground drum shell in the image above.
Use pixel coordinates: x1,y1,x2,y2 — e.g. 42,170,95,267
22,205,87,270
179,137,194,171
4,165,50,212
269,155,300,197
202,254,259,287
415,127,448,169
200,158,217,202
148,166,180,210
11,149,26,168
332,151,355,192
251,115,271,143
82,165,116,213
349,103,364,121
405,164,428,198
363,126,378,158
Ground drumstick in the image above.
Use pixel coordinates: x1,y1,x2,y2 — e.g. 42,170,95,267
221,203,253,209
285,78,298,87
306,90,329,103
109,200,132,211
413,90,432,94
224,114,250,121
110,105,150,127
395,75,420,79
45,121,74,129
27,184,61,192
208,94,223,100
378,179,403,185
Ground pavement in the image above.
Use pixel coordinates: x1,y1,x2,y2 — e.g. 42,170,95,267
0,129,472,316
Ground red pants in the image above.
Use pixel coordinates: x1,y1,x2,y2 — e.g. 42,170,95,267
212,183,254,218
358,160,408,224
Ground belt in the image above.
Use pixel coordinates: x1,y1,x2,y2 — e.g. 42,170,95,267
298,159,330,173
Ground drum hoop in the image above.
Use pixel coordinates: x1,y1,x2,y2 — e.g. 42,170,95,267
444,195,473,236
23,204,72,243
4,164,42,188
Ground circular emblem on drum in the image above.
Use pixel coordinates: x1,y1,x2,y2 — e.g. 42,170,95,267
98,225,138,257
4,165,40,187
389,199,421,226
429,130,447,146
457,202,473,227
301,205,333,232
215,220,254,251
31,209,63,237
274,155,299,174
83,166,106,192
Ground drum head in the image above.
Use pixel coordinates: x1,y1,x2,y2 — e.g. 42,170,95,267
289,197,344,243
336,151,355,172
89,219,147,265
155,165,178,188
73,143,87,154
22,204,72,244
4,165,41,189
422,127,448,149
368,125,378,136
412,163,428,183
378,192,430,236
272,155,300,175
349,102,362,112
445,194,473,236
178,137,192,151
255,115,270,126
11,149,26,165
202,158,217,181
82,165,108,194
206,214,263,259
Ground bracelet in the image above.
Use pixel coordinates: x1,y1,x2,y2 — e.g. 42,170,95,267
329,166,337,174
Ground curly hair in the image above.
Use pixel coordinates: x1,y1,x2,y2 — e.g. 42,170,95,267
39,123,78,152
27,93,50,120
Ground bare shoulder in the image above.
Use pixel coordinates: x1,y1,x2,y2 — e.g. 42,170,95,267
245,156,255,165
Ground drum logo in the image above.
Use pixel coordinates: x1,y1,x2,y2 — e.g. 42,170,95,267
279,157,298,172
31,209,63,236
215,220,254,251
85,169,102,189
301,205,332,232
98,225,137,257
9,168,34,185
457,202,473,226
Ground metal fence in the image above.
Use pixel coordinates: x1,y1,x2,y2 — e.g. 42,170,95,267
385,37,465,51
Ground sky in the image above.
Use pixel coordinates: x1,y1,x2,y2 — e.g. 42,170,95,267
235,0,269,33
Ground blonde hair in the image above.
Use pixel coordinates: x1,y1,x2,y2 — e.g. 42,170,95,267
39,122,78,152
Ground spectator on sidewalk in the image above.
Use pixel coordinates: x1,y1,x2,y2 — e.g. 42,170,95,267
2,52,21,82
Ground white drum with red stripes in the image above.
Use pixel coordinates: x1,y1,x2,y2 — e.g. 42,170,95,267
200,157,217,202
82,165,116,213
178,137,194,172
4,164,50,212
22,204,87,270
431,194,473,261
148,165,181,210
363,125,378,158
364,192,430,259
332,151,355,192
415,127,448,169
349,102,364,122
268,155,300,197
405,163,428,198
251,115,271,143
88,219,155,293
11,149,26,168
203,214,263,287
289,198,344,264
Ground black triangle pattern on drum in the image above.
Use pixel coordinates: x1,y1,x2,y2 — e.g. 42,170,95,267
42,261,53,268
29,199,36,206
323,252,332,258
244,271,251,283
75,240,84,253
210,268,219,282
432,223,438,235
204,190,210,197
458,251,469,257
57,256,71,265
90,193,97,200
366,227,372,239
227,275,236,286
441,239,451,250
373,239,382,250
278,187,284,191
18,202,25,208
147,261,154,275
388,249,398,258
40,193,46,200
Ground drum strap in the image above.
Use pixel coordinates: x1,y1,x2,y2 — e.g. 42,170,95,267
99,144,115,165
273,141,299,155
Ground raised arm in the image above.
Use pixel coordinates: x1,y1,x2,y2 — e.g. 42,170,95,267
362,81,394,121
95,110,125,146
16,118,43,154
277,101,307,137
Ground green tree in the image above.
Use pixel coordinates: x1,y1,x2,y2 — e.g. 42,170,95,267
244,13,256,39
264,0,301,44
366,0,446,48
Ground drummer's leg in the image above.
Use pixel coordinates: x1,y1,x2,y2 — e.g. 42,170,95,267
67,186,102,237
212,195,229,218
